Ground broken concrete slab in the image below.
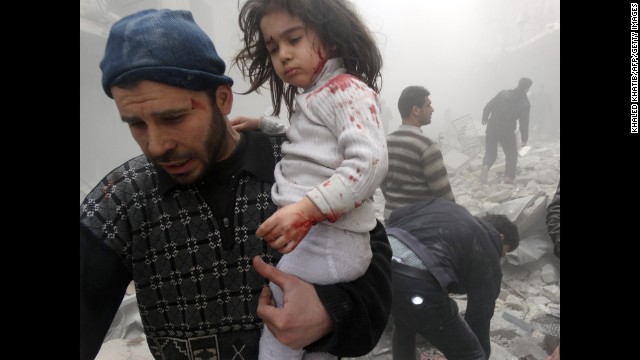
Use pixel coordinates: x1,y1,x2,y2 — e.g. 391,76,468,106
501,311,533,335
540,263,559,284
525,180,541,195
486,189,513,203
526,296,550,306
527,269,542,282
541,285,560,303
508,336,552,360
505,237,554,266
518,145,532,157
535,169,559,184
467,158,484,172
489,340,519,360
518,156,542,169
443,148,471,174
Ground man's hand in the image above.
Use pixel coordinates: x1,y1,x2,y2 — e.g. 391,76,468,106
257,198,325,254
253,256,333,350
229,116,260,131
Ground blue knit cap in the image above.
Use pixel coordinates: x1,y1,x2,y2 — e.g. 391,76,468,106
100,9,233,98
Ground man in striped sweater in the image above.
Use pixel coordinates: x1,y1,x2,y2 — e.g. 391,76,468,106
381,86,455,222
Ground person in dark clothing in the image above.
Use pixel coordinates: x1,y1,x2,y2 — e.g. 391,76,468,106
480,77,533,184
386,197,520,360
80,9,392,360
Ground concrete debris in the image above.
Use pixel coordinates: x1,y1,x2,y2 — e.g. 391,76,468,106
524,180,540,195
489,341,519,360
486,189,513,203
535,169,559,185
540,263,559,284
527,296,550,306
531,314,560,338
443,148,471,175
546,303,560,318
527,269,542,282
498,288,510,301
541,285,560,303
502,312,534,334
505,237,553,266
508,336,551,360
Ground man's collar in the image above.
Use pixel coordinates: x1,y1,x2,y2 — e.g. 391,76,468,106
240,130,277,182
156,131,275,195
156,163,177,195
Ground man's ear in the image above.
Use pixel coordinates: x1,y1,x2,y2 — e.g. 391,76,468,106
216,85,234,115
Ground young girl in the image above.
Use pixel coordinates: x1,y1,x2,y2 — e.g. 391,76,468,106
234,1,387,359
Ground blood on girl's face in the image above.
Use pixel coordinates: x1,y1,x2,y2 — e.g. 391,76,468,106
261,9,329,89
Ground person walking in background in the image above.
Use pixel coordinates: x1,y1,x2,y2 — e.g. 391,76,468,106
386,197,520,360
80,9,392,360
480,77,532,185
381,86,455,223
233,0,388,358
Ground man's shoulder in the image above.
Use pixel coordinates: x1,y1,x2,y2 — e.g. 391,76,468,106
241,130,284,179
114,153,151,170
109,154,157,182
263,131,288,147
82,154,158,202
497,89,512,99
245,130,287,155
245,129,287,144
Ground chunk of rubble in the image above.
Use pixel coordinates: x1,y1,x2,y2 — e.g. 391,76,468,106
443,148,471,175
508,336,552,360
489,340,519,360
486,189,513,203
540,263,559,284
526,296,550,306
541,284,560,303
525,180,540,195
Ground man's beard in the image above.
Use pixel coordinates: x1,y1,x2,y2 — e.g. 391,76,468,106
153,107,228,185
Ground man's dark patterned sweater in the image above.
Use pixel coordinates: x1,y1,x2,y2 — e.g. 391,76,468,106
80,130,392,360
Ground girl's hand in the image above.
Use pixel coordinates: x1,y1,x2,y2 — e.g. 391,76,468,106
229,116,260,131
257,197,325,254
